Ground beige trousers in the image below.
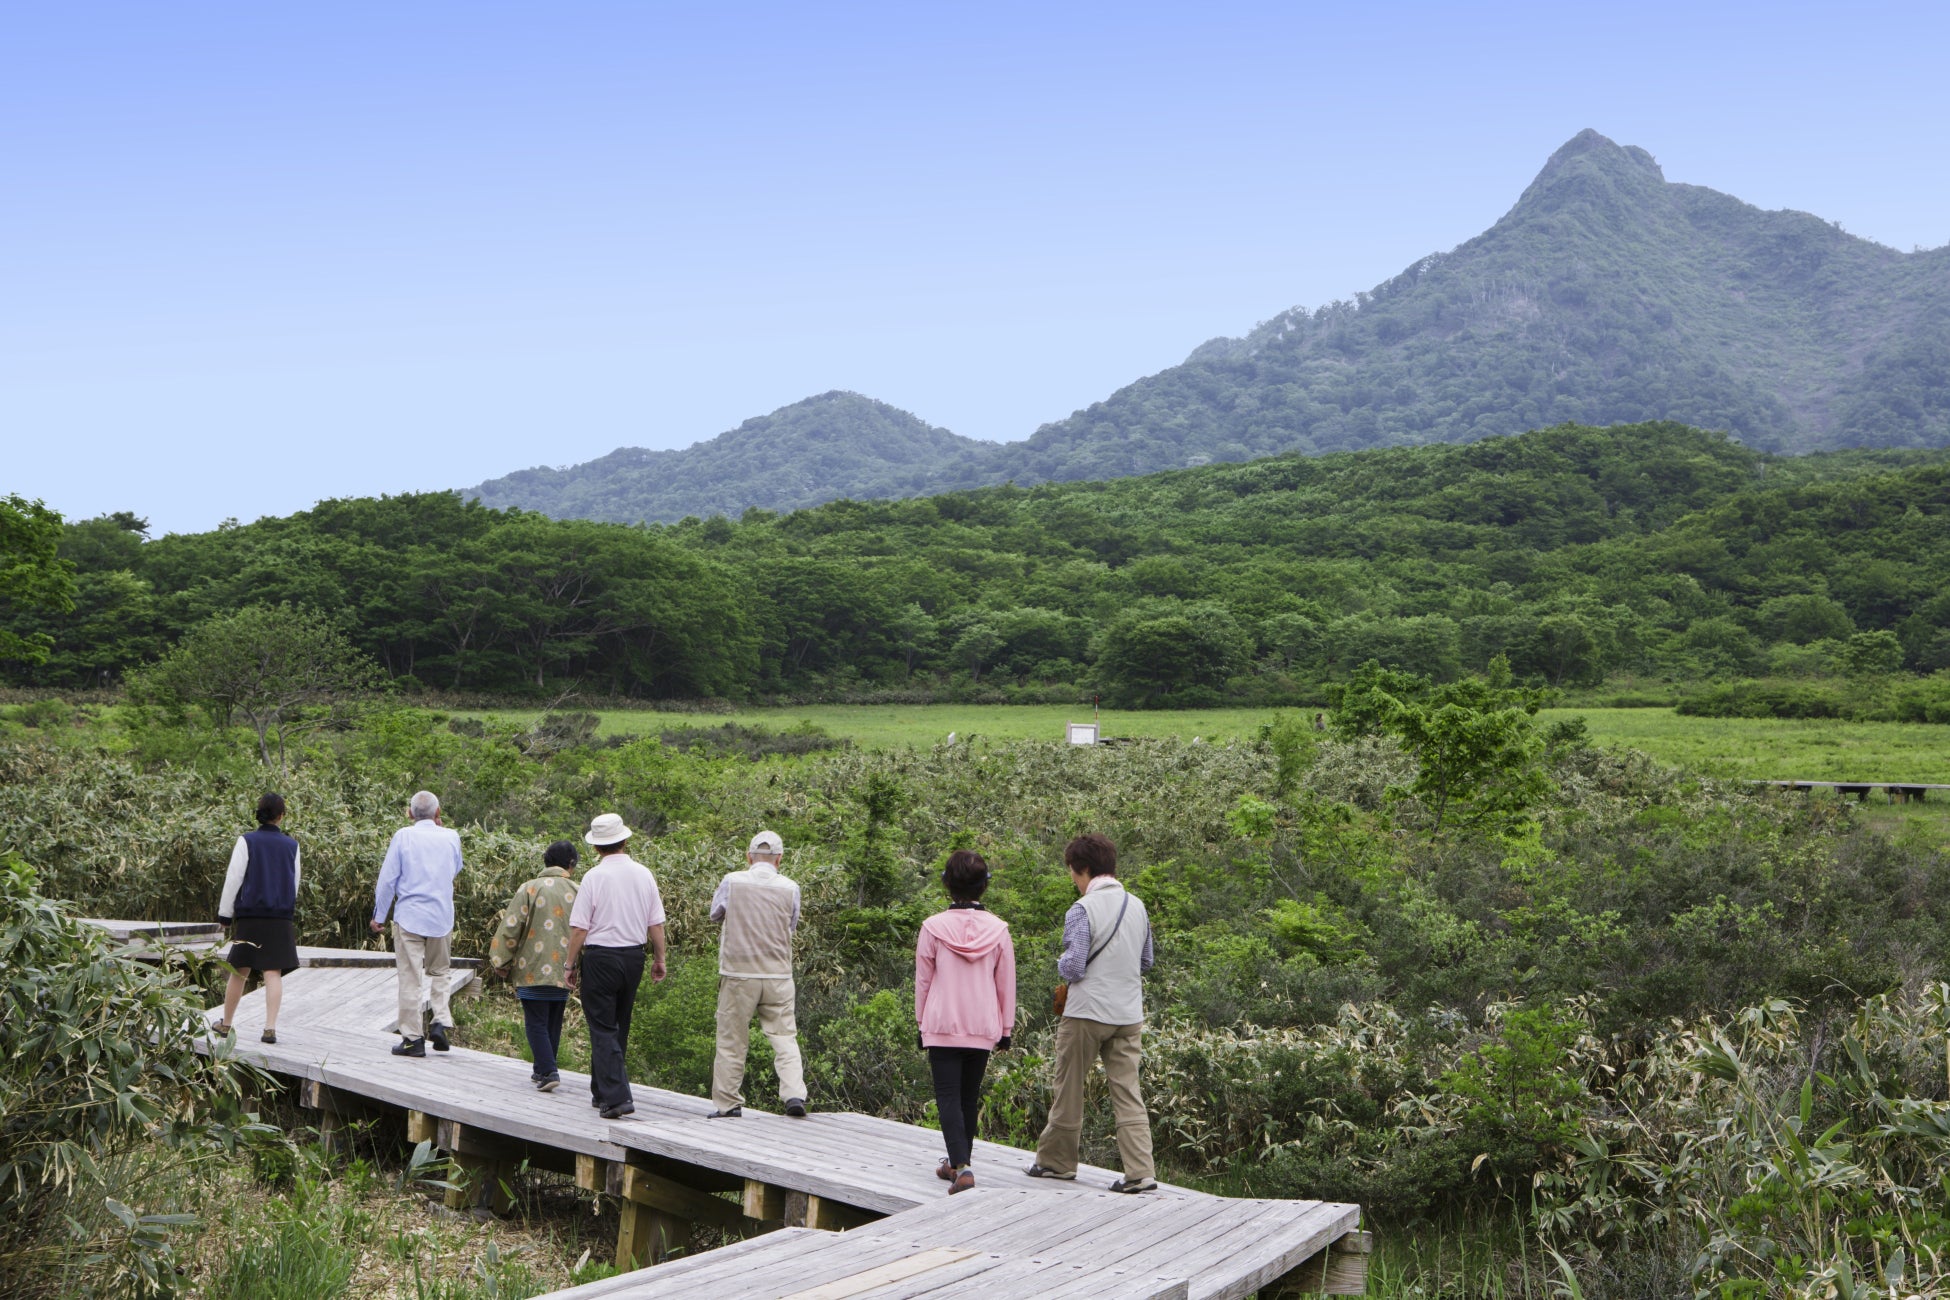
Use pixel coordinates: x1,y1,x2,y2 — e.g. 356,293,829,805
711,976,808,1111
394,926,454,1038
1033,1016,1155,1181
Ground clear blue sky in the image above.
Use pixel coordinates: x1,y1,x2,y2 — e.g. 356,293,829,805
4,1,1946,535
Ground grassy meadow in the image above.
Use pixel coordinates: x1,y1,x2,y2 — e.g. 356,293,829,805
470,700,1950,782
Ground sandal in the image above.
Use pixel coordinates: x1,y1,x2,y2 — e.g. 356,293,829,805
261,1029,278,1044
210,1020,231,1036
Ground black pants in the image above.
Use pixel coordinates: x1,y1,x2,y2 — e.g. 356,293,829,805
581,945,645,1110
520,996,566,1079
927,1046,990,1168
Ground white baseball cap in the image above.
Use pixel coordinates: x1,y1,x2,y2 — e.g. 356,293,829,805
585,813,633,846
748,830,784,855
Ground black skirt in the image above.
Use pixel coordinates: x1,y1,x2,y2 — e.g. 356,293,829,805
227,916,300,975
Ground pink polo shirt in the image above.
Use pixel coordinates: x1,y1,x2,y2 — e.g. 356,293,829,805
569,853,666,948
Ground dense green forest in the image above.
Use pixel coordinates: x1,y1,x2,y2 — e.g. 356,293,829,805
8,422,1950,713
469,132,1950,526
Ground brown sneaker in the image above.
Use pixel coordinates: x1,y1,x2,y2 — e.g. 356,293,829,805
936,1158,955,1182
950,1167,975,1195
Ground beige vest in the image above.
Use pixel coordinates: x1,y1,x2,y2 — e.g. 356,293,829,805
1062,881,1149,1026
717,869,798,978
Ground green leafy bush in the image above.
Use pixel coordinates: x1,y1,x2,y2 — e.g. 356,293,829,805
0,854,264,1297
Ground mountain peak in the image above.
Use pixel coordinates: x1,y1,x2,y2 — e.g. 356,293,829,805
1500,129,1670,231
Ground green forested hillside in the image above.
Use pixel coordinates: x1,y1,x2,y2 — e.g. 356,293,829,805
468,391,993,524
983,130,1950,485
8,423,1950,708
467,132,1950,525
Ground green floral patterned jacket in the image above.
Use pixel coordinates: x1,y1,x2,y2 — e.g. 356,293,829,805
489,867,578,989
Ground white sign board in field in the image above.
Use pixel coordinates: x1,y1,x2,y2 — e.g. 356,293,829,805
1067,722,1099,746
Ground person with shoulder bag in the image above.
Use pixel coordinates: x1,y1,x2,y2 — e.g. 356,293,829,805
1024,833,1157,1193
915,850,1016,1195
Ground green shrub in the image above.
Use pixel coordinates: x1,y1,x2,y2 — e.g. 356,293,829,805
0,854,264,1298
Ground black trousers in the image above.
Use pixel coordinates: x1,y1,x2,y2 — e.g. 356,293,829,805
927,1046,991,1168
581,945,645,1109
520,996,566,1079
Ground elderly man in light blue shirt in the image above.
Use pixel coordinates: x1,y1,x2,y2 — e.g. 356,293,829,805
371,790,465,1058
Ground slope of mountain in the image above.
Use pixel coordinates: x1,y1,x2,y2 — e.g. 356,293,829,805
467,391,993,524
468,132,1950,521
980,130,1950,485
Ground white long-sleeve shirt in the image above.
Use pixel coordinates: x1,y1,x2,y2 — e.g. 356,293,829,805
218,835,303,920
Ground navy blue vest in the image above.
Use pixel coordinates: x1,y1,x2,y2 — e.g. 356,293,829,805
236,828,299,919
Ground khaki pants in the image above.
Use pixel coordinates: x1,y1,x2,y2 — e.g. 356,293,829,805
394,927,454,1038
1033,1016,1155,1181
712,976,807,1111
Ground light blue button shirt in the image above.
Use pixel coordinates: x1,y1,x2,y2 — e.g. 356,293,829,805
372,819,464,938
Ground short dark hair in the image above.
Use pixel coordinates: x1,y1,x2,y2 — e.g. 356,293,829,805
543,839,579,871
255,792,286,826
941,850,990,902
1063,833,1117,878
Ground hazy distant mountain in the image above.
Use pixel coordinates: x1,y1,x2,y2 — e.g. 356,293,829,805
467,391,993,523
469,131,1950,521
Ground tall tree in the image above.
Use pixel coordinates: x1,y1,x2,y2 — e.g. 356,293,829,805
132,603,382,771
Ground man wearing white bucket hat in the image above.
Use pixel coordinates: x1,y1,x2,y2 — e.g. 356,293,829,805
705,829,809,1118
564,813,667,1119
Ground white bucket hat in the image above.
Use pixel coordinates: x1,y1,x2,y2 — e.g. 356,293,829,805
585,813,633,847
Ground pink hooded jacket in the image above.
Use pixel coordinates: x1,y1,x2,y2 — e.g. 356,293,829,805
915,907,1017,1050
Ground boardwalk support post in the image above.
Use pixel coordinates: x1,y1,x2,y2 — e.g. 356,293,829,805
1265,1230,1373,1296
742,1179,786,1223
298,1080,386,1156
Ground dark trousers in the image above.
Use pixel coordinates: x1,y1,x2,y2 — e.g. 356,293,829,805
520,996,566,1079
581,946,645,1110
927,1046,991,1168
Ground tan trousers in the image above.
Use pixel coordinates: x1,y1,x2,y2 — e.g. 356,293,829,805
394,926,454,1038
711,976,808,1111
1033,1016,1155,1181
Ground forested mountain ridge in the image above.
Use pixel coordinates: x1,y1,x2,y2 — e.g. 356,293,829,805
12,423,1950,707
467,391,993,524
983,129,1950,484
468,132,1950,524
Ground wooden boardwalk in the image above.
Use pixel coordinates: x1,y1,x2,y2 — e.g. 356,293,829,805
1749,779,1950,803
199,960,1367,1298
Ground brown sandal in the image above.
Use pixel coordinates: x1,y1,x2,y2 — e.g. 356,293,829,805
261,1029,278,1044
210,1020,231,1036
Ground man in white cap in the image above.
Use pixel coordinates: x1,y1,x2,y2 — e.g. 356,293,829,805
564,813,667,1119
371,790,464,1058
706,830,808,1118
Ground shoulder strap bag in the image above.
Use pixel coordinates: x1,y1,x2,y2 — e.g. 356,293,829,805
1053,893,1132,1017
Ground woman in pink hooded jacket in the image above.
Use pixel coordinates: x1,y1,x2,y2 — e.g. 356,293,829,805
915,849,1017,1194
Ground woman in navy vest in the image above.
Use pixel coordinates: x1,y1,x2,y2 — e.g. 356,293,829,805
213,792,302,1044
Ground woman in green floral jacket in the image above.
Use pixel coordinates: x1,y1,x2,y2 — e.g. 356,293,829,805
489,840,580,1091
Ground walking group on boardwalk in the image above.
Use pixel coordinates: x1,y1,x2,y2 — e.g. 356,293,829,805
212,788,1158,1195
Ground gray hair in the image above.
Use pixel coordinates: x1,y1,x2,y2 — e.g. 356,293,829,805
408,791,441,821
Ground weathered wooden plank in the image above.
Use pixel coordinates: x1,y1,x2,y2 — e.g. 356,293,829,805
1265,1228,1372,1297
804,1194,880,1232
775,1246,977,1299
618,1163,743,1229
